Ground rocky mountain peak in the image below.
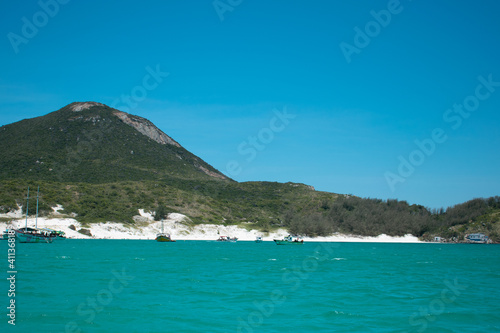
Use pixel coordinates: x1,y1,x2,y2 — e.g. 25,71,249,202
0,102,228,182
69,102,105,112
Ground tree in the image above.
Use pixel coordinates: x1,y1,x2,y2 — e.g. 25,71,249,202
155,204,169,221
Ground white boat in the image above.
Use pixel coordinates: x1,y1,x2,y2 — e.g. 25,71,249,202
274,235,304,245
39,228,66,240
217,235,238,242
255,236,263,243
465,233,489,244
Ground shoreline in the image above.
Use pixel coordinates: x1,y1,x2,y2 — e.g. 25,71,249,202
0,208,421,243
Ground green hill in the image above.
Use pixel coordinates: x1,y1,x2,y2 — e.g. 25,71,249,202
0,102,227,183
0,102,498,242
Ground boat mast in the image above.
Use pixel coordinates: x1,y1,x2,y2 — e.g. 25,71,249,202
25,187,30,229
36,186,39,228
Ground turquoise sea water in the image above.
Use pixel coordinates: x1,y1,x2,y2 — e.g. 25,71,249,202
1,240,499,332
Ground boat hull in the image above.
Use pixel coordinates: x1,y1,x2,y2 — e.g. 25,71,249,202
274,240,304,245
15,231,53,243
217,236,238,242
156,235,175,242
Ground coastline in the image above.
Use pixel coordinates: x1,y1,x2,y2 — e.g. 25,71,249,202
0,208,421,243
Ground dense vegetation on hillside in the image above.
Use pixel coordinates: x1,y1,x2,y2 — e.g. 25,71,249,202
1,102,498,242
285,195,500,242
1,178,498,242
0,179,332,227
0,103,225,183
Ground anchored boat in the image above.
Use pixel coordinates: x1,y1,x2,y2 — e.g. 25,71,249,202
274,235,304,245
155,218,175,242
15,227,54,243
15,187,54,243
156,233,175,242
217,235,238,242
1,229,12,240
39,228,66,240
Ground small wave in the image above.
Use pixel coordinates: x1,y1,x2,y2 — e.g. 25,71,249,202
332,258,346,261
56,256,70,259
324,310,358,317
134,257,145,261
268,258,277,261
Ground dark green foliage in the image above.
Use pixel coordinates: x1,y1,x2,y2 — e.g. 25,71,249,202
286,197,432,237
428,196,500,242
285,196,500,239
439,198,490,227
154,204,173,221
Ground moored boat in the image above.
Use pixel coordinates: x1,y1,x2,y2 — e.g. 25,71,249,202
1,229,11,240
255,236,263,243
155,218,175,242
156,233,175,242
465,233,489,244
217,235,238,242
274,235,304,245
15,227,53,243
15,187,54,244
39,228,66,240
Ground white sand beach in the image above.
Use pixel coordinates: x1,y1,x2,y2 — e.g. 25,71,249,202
0,206,421,242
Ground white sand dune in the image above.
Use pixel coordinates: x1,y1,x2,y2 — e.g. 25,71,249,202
0,206,420,243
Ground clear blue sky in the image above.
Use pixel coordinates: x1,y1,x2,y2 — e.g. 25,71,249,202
1,0,499,209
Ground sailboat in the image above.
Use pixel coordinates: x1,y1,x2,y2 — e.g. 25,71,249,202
155,218,175,242
15,187,54,243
